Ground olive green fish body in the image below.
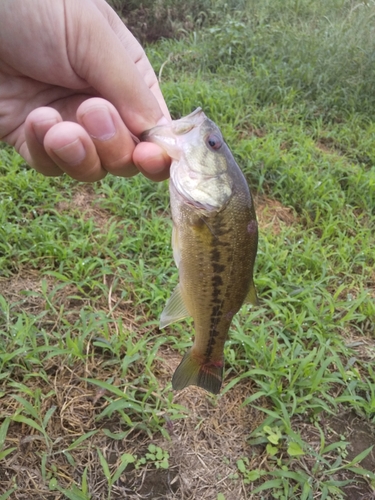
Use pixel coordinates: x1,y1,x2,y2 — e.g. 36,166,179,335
142,109,258,394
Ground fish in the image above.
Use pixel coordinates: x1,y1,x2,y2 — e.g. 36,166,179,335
141,108,258,395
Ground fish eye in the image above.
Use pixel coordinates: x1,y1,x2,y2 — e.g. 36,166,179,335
206,133,222,151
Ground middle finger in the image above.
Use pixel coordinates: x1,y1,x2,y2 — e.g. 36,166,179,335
77,97,138,177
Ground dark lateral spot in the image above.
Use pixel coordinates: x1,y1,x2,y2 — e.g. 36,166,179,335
208,328,220,339
213,226,229,237
211,305,221,318
211,248,220,261
220,241,231,248
212,275,223,287
247,220,258,234
212,262,225,273
211,285,221,299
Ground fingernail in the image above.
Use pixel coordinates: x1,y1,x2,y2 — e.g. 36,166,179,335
149,153,170,173
81,107,116,140
53,139,86,165
138,149,171,174
157,116,171,126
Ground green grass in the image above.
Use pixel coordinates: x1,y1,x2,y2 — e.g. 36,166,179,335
1,0,375,498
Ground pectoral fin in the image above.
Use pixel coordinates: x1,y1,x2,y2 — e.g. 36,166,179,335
160,284,190,328
245,280,259,306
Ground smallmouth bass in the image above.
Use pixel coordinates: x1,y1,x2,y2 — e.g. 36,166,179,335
142,108,258,394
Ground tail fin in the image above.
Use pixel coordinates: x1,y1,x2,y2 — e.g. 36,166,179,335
172,349,223,395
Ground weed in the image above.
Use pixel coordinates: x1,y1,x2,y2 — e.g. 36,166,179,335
136,444,170,470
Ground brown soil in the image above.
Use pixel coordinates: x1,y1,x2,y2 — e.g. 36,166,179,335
255,194,297,235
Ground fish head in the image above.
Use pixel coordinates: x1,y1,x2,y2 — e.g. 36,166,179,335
142,108,234,212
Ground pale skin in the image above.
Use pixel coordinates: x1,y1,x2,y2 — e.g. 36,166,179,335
0,0,171,182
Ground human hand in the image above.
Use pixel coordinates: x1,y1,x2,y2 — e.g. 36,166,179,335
0,0,171,182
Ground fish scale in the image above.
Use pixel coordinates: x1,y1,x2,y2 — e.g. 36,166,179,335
142,108,258,394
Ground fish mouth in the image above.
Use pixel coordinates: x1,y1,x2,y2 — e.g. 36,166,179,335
177,107,205,126
141,108,206,142
141,108,207,160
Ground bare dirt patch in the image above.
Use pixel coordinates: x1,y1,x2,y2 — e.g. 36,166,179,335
55,184,110,229
0,269,42,306
315,136,346,158
329,411,375,500
293,411,375,500
255,194,297,235
165,383,265,499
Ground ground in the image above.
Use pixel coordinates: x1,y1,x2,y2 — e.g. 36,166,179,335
1,186,374,499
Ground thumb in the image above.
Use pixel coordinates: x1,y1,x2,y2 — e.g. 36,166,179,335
65,0,169,136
